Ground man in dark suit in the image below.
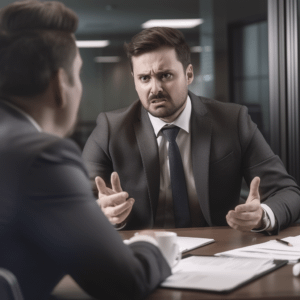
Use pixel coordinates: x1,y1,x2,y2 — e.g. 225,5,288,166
0,2,171,300
82,27,300,233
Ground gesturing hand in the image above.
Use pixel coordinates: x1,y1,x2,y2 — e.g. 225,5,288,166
95,172,135,225
226,177,264,231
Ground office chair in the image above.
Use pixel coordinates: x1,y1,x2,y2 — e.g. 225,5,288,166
0,268,24,300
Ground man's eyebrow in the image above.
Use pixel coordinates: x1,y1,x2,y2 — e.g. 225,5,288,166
136,69,174,76
136,71,150,77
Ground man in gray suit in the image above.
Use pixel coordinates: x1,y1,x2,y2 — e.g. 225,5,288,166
0,2,171,300
82,27,300,233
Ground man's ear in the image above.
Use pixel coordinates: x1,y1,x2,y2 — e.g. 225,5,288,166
131,71,134,77
52,68,68,109
186,64,194,85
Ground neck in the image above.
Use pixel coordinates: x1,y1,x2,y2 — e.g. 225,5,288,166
4,92,66,138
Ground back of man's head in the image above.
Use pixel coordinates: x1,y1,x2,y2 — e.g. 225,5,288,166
124,27,191,72
0,0,78,97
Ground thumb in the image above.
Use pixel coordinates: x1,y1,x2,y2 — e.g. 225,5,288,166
111,172,123,193
246,176,260,203
95,176,107,194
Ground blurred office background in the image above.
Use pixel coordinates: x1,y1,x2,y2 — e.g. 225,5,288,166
0,0,299,184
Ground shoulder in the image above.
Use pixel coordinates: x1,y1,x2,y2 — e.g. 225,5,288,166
189,91,248,122
4,130,84,177
96,100,142,128
28,134,84,171
190,92,243,113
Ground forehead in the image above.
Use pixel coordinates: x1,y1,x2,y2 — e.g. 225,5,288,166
132,47,183,73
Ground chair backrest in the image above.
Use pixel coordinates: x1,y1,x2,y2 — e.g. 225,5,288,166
0,268,24,300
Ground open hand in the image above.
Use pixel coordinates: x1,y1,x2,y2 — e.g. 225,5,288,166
95,172,134,225
226,177,263,231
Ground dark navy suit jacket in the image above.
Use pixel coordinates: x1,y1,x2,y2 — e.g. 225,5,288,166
0,100,170,300
83,92,300,232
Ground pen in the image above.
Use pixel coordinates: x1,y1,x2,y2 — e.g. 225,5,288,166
276,238,293,247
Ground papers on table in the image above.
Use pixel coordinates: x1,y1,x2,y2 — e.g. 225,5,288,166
161,256,284,292
216,236,300,264
177,236,215,253
124,235,214,253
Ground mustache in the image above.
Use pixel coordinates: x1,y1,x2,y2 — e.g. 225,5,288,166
148,92,169,102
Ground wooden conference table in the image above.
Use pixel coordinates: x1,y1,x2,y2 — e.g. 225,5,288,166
51,224,300,300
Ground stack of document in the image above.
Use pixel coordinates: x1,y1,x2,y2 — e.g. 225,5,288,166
161,256,280,292
215,236,300,264
177,236,215,253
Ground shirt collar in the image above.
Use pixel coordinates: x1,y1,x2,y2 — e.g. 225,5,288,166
1,100,42,132
148,95,191,137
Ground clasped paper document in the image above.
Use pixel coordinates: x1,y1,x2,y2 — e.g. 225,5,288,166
161,256,277,292
177,237,214,253
215,235,300,263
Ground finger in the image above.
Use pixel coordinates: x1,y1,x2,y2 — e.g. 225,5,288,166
95,176,107,194
230,210,252,220
100,192,129,208
246,176,260,203
107,198,134,217
226,213,254,231
235,199,261,213
95,176,115,197
111,172,123,193
109,206,132,225
108,200,134,224
226,208,262,231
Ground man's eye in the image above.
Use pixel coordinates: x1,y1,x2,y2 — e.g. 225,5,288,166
140,76,150,82
162,73,172,80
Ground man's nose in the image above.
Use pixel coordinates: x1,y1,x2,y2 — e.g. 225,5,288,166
150,78,163,95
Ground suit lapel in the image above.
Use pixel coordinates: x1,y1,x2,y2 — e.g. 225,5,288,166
190,92,213,226
134,106,160,226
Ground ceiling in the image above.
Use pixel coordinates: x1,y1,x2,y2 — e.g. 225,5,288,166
0,0,200,38
0,0,267,52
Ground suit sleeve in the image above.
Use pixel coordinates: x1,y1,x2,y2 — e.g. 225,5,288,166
82,113,113,197
239,106,300,233
20,139,171,300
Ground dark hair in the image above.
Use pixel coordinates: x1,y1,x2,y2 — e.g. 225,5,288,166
124,27,191,71
0,0,78,97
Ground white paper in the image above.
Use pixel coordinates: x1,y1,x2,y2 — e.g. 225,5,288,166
177,237,215,253
161,256,275,292
216,236,300,263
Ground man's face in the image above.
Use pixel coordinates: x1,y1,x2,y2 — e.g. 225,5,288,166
132,47,194,123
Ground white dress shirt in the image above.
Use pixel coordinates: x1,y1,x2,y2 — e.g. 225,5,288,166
148,96,276,231
2,100,42,132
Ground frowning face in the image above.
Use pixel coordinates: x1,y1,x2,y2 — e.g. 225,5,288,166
132,47,194,123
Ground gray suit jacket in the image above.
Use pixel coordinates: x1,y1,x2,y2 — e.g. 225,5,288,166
83,91,300,232
0,100,170,300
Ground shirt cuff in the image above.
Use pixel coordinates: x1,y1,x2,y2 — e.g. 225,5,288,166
123,234,159,247
114,221,127,230
251,204,276,233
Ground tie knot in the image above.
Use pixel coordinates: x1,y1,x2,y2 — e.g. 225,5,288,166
161,126,180,142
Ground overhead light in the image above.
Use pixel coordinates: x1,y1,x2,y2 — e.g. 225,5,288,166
94,56,121,63
142,19,203,29
191,46,202,53
76,40,110,48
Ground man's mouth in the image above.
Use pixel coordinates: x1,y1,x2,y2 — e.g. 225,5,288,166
151,98,166,104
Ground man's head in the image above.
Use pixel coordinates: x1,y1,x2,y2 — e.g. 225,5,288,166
0,0,78,97
0,0,82,137
124,27,194,123
124,27,191,72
